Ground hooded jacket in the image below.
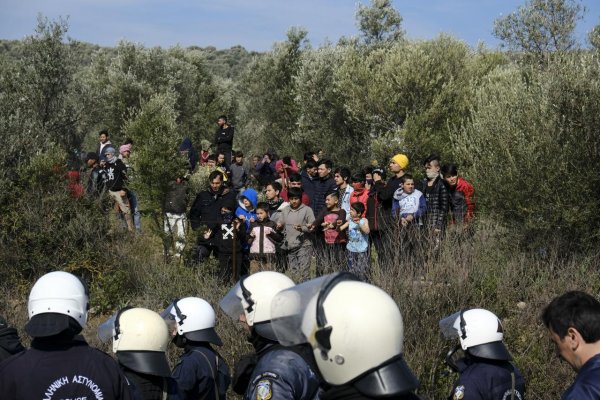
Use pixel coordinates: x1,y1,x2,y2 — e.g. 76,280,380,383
236,188,258,229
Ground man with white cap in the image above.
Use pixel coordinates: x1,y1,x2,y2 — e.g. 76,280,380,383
0,271,133,399
220,271,322,399
439,308,525,400
98,307,182,399
269,272,420,399
164,297,230,400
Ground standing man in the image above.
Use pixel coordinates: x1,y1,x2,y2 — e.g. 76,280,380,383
370,154,408,270
334,167,354,220
542,291,600,399
300,159,318,209
96,129,112,157
311,159,337,217
420,154,449,242
189,171,237,264
375,153,409,218
214,115,234,167
104,146,135,232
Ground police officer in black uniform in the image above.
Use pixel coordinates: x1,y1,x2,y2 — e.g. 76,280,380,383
0,271,133,399
220,271,322,400
98,307,182,400
270,272,421,400
164,297,230,400
439,308,525,400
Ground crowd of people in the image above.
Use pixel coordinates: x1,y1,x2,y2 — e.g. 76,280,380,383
179,141,475,281
1,270,599,399
74,115,477,281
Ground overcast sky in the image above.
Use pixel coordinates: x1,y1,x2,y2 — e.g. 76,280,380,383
0,1,598,51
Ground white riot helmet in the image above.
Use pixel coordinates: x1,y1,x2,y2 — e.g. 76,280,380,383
98,307,171,377
162,297,223,346
220,271,295,341
25,271,89,337
270,273,419,397
439,308,512,361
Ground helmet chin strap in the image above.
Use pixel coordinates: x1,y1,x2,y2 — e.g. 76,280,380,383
445,344,465,373
172,334,187,348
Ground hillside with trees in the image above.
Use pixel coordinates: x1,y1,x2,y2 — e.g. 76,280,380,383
0,1,599,398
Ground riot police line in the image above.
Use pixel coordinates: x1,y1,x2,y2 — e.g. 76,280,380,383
1,270,599,399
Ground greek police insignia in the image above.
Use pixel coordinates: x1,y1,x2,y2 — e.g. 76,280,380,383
453,385,465,400
256,379,272,400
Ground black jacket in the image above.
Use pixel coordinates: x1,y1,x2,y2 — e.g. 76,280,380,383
311,175,337,216
164,181,189,214
0,336,133,399
104,159,128,192
189,187,237,240
215,125,234,152
420,176,449,230
0,326,24,362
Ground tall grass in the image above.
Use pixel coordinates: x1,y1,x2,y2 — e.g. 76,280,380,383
2,213,597,399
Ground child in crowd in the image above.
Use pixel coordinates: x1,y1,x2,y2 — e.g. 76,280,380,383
247,202,283,273
340,202,370,281
214,197,246,283
277,188,315,279
392,174,426,227
216,152,232,181
199,139,211,166
349,172,369,216
236,188,258,228
393,174,427,259
312,191,347,276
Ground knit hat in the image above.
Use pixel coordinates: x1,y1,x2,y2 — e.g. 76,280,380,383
391,154,409,170
372,167,387,181
119,144,132,154
103,146,116,155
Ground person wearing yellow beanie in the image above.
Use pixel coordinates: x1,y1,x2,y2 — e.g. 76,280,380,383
391,153,409,171
368,152,410,272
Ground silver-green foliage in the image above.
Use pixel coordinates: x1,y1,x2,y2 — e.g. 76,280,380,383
121,91,189,222
454,54,600,248
493,0,584,56
356,0,404,45
81,42,226,146
236,27,309,154
0,16,83,184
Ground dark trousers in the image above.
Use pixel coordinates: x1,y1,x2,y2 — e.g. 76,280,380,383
218,252,243,284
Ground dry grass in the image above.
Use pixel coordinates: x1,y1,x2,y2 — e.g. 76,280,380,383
1,217,598,399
